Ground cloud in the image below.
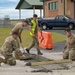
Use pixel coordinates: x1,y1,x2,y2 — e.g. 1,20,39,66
0,0,43,19
0,0,20,19
0,8,43,19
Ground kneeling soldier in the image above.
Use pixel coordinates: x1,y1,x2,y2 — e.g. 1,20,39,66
0,32,26,65
63,28,75,61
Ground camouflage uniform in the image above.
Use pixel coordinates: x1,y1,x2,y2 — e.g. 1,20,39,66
10,23,24,57
63,33,75,60
26,20,42,54
10,22,24,34
0,36,23,65
10,22,24,48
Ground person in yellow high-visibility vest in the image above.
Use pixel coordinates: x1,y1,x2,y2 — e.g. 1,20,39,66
26,14,43,55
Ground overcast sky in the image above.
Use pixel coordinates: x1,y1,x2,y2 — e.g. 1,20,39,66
0,0,43,19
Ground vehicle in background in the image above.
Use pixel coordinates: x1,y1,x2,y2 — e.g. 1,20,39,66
38,15,75,30
26,17,42,24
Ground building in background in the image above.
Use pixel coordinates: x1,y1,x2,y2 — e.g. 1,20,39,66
16,0,43,20
41,0,75,19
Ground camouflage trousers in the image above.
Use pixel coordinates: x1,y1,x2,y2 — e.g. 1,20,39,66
63,49,75,61
27,36,41,53
15,38,23,59
1,51,16,65
15,38,20,48
1,49,23,65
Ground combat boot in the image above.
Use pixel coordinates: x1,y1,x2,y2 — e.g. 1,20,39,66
37,52,43,55
26,49,30,54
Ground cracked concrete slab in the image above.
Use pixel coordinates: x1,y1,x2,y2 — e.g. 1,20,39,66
0,49,75,75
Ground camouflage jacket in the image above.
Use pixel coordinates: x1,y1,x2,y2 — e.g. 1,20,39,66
1,36,19,54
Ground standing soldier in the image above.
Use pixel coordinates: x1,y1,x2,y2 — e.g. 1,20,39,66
10,20,28,58
63,28,75,61
26,14,43,55
0,32,26,65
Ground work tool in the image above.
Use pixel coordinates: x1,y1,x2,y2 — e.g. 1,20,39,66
26,59,72,66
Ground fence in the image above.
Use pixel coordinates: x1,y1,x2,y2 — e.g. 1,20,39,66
0,18,29,29
0,18,19,28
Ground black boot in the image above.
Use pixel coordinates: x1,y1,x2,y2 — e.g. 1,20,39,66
38,52,43,55
26,49,30,54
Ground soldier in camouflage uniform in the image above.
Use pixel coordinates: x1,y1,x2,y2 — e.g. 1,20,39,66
26,14,43,55
0,32,26,65
10,20,28,58
63,28,75,61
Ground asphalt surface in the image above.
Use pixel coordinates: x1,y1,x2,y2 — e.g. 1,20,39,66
0,28,75,75
45,27,75,35
39,28,75,53
26,27,75,54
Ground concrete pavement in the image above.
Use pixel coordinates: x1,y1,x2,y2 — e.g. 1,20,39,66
0,50,75,75
0,29,75,75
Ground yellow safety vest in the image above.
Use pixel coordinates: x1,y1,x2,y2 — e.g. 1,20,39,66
30,20,37,36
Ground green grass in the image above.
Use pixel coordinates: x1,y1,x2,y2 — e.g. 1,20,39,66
0,28,66,47
52,32,66,43
11,21,19,26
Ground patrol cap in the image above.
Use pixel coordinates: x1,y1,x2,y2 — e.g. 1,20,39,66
64,28,71,32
